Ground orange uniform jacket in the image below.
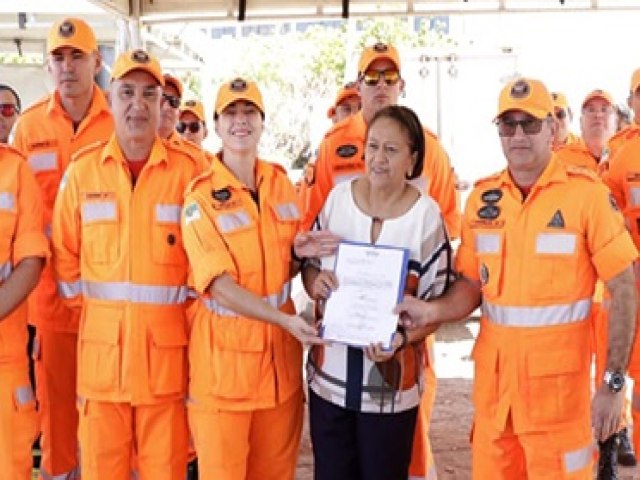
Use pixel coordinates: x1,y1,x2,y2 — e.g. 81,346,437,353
51,135,205,404
0,145,48,368
303,111,460,237
608,124,640,159
13,86,113,332
182,156,302,411
554,141,602,173
456,157,637,434
604,136,640,251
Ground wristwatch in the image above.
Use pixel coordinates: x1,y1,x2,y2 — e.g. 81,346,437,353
603,370,625,393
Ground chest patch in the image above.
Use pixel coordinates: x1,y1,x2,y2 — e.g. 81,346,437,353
336,144,358,158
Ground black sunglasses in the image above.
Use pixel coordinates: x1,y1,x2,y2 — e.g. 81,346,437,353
496,117,544,137
176,121,202,134
162,93,180,109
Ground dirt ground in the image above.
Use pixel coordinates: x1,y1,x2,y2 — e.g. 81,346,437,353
294,320,640,480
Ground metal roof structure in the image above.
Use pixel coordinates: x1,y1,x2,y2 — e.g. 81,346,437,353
92,0,640,23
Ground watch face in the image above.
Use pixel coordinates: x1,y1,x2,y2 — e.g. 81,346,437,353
609,372,625,392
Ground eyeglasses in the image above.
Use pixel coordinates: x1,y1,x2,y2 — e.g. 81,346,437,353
554,109,567,120
496,117,544,137
0,104,18,117
582,106,614,117
162,93,180,109
176,121,202,134
362,69,400,86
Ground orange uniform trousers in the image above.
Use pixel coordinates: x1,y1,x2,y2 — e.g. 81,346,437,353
188,388,304,480
34,329,79,479
408,335,438,480
0,365,39,479
78,399,188,480
472,415,593,479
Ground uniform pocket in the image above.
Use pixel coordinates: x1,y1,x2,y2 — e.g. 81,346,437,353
81,201,120,265
471,340,499,418
147,320,188,395
530,232,579,301
526,349,589,425
79,306,122,392
210,317,266,400
151,204,188,267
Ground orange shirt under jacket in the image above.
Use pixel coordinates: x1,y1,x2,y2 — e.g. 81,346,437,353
456,157,637,434
51,135,205,405
13,86,113,333
182,156,302,411
604,136,640,252
0,145,48,368
303,111,460,238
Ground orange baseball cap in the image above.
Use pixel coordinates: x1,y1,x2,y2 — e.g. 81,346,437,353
326,84,360,118
551,92,569,111
581,89,614,109
163,73,183,98
358,43,401,74
215,78,264,116
47,18,97,54
630,68,640,94
110,49,164,86
180,99,205,122
496,78,553,120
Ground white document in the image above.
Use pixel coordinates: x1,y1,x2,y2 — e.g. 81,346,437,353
321,241,409,348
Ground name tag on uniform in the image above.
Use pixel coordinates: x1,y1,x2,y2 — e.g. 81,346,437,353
475,233,501,254
155,204,181,224
535,233,576,255
82,201,117,223
0,192,15,211
28,151,57,172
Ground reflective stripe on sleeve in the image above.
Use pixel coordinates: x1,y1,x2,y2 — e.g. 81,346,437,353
203,280,292,316
82,201,117,223
155,204,181,223
630,186,640,207
28,151,57,172
564,443,593,473
216,211,250,233
482,298,591,327
0,261,12,281
475,233,500,254
15,385,34,405
0,192,15,210
276,202,300,221
57,279,83,299
535,233,576,255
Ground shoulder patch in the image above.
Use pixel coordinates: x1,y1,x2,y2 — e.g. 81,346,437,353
565,164,598,181
185,169,213,194
72,140,108,163
474,170,503,188
183,202,202,225
336,144,358,158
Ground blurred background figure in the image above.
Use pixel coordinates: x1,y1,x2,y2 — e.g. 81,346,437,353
326,82,360,125
0,84,20,143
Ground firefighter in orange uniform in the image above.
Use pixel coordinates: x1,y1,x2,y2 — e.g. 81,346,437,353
326,82,361,125
396,77,638,479
181,78,337,480
556,89,637,474
51,49,205,480
551,92,579,150
12,17,113,479
601,91,640,473
0,145,47,479
178,99,215,165
555,90,617,174
608,68,640,158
